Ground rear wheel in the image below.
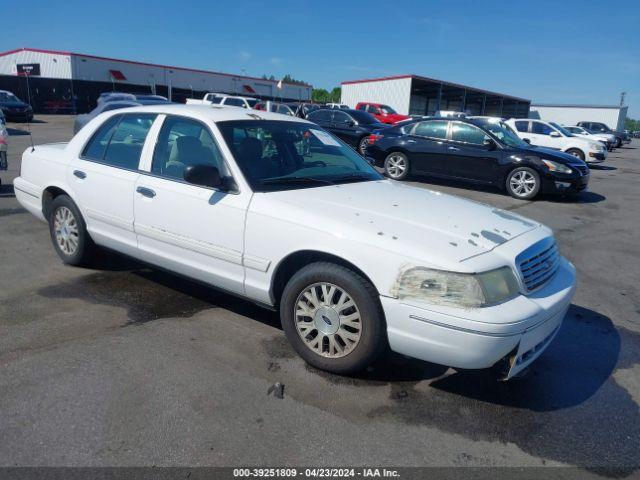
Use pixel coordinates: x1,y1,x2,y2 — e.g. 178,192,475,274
384,152,410,180
280,262,385,374
566,148,585,160
358,136,369,155
615,137,622,148
506,167,541,200
48,195,95,266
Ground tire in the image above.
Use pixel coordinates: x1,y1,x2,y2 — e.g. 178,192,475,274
48,195,95,266
566,148,585,161
280,262,385,375
384,152,410,180
357,136,369,155
615,137,622,148
506,167,541,200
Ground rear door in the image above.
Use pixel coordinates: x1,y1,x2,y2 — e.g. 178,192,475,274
133,114,250,294
443,122,501,183
68,113,157,257
405,120,447,175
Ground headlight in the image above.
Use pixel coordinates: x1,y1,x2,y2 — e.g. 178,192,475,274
590,143,604,151
393,266,520,308
542,159,572,174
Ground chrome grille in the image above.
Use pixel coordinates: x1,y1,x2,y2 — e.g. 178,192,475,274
516,238,560,292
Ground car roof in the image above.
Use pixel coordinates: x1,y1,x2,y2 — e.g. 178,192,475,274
111,103,313,123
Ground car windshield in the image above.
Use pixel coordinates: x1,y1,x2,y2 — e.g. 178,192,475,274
217,120,383,192
550,122,574,137
247,99,259,108
379,105,397,114
0,92,21,102
480,120,531,148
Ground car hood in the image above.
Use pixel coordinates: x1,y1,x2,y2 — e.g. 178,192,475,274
261,180,542,265
0,101,30,109
526,145,588,165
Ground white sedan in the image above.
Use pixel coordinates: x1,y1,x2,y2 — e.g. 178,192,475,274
14,104,576,379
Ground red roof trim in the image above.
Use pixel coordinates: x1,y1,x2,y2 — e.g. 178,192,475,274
109,70,126,80
0,47,311,88
341,74,413,85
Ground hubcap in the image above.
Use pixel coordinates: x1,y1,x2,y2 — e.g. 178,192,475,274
294,282,362,358
386,154,406,178
53,206,79,255
509,171,536,197
569,151,581,158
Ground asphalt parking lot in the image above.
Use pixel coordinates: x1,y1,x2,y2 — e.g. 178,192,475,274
0,116,639,476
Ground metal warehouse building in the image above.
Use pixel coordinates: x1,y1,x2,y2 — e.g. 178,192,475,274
529,104,628,131
340,74,530,118
0,47,312,114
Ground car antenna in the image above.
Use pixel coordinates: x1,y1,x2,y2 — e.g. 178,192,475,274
26,114,35,152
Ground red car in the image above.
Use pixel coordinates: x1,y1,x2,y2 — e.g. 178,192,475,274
355,102,410,124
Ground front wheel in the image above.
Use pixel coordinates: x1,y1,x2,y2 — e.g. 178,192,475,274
506,167,541,200
384,152,410,180
615,137,622,148
566,148,585,160
48,195,95,266
280,262,385,375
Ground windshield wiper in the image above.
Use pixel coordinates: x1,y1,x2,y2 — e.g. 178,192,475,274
330,173,376,184
261,176,335,186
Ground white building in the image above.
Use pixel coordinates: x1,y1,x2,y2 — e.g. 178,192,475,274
0,47,312,113
529,104,628,131
341,74,530,118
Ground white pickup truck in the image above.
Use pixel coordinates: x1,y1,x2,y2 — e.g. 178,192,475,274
186,93,258,109
13,104,576,379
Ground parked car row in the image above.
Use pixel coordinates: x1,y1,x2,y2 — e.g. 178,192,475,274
365,117,589,200
14,103,576,380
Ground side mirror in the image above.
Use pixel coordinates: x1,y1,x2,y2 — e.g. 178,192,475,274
183,164,223,189
346,120,355,127
483,138,497,150
523,138,531,144
550,131,560,138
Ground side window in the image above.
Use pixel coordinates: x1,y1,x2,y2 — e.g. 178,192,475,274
413,121,447,139
450,123,490,145
356,104,366,111
367,105,379,114
531,122,554,135
224,98,246,108
333,112,350,124
514,121,529,132
308,110,329,123
151,116,224,181
82,114,121,160
103,114,157,170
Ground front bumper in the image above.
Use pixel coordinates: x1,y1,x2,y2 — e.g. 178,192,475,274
381,258,576,379
541,171,589,194
586,151,606,163
2,110,33,121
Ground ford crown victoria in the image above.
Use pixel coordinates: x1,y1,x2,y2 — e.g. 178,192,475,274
14,105,576,379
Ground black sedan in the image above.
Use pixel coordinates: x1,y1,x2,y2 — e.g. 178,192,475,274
0,90,33,122
366,118,590,200
307,108,387,154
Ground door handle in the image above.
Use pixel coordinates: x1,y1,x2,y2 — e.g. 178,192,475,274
73,170,86,179
136,186,156,198
447,146,461,151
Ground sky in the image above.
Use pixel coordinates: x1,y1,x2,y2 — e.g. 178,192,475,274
2,0,639,117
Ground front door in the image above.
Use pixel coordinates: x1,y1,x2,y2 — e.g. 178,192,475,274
330,111,358,147
443,121,501,183
68,113,157,257
528,121,559,149
133,115,250,295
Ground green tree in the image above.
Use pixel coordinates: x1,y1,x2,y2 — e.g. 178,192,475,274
625,118,639,131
